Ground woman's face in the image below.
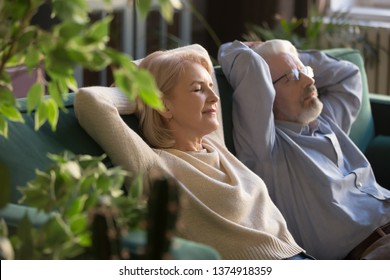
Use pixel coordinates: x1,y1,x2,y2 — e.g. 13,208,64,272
163,62,219,149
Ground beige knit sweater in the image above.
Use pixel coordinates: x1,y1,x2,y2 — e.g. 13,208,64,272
74,87,303,259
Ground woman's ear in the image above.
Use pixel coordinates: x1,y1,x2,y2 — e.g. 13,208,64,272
157,100,173,120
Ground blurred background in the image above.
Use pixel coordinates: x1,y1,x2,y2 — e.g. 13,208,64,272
32,0,390,96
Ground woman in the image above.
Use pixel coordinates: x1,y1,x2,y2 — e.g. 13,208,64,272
75,44,310,260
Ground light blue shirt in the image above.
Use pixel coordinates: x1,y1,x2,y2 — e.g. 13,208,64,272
218,40,390,259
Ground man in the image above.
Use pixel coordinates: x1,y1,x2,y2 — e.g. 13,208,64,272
218,40,390,259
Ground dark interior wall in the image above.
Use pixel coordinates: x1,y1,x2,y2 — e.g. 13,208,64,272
191,0,311,59
200,0,279,58
29,1,309,85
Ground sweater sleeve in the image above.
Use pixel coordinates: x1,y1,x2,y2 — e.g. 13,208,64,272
74,86,162,186
299,50,362,133
218,40,276,167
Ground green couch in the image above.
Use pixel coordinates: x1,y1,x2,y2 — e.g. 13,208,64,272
0,94,220,260
0,48,389,259
216,48,390,189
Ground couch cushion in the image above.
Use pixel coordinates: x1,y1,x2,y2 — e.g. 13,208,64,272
0,93,104,203
365,135,390,189
324,48,375,153
215,66,236,155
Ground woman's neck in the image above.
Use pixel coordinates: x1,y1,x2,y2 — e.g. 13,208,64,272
171,138,204,152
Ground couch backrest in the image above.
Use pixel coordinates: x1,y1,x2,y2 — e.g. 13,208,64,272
0,94,99,202
0,93,145,203
1,48,374,204
215,48,375,155
326,48,375,153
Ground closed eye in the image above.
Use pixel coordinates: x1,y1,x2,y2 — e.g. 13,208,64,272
192,87,202,92
191,80,214,92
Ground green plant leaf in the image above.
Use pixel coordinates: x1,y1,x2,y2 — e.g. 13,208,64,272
78,154,107,169
62,46,90,64
0,103,24,123
16,30,40,65
77,232,91,247
51,0,89,24
45,98,59,131
88,51,111,71
3,0,31,21
26,83,44,113
45,49,76,80
34,102,47,130
69,213,88,235
47,151,71,163
136,0,152,18
56,21,84,41
158,0,175,23
96,176,111,193
63,160,82,180
129,174,143,200
65,195,88,217
105,48,135,69
64,76,78,93
0,72,12,88
135,69,164,110
113,68,135,97
87,16,112,42
14,215,34,260
0,219,9,237
0,117,8,138
47,81,65,110
52,238,84,259
0,87,15,106
42,215,74,255
18,179,51,210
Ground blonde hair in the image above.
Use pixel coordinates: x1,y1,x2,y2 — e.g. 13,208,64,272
252,39,299,61
136,49,213,149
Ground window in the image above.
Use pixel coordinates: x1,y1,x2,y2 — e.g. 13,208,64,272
329,0,390,24
368,0,390,8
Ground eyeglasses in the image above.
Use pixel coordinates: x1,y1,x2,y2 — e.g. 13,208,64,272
272,66,314,85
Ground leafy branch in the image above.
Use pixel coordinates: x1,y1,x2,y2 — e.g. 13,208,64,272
0,0,179,138
243,7,379,63
8,151,146,260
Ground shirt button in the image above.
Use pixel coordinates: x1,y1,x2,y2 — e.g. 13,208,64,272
356,182,363,188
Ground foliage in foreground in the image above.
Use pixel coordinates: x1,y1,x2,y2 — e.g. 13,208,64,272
3,151,146,260
0,0,183,138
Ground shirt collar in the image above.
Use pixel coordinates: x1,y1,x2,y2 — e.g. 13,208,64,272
276,119,320,135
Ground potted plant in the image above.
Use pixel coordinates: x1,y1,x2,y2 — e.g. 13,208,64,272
243,6,379,64
2,152,146,260
0,0,170,138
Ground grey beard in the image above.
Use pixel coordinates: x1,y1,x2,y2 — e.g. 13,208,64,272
298,98,323,124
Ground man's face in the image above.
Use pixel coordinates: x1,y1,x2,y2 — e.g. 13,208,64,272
267,53,323,124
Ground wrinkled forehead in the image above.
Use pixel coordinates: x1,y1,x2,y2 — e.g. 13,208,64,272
267,52,303,79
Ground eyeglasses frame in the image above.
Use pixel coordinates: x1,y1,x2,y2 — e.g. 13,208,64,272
272,66,314,85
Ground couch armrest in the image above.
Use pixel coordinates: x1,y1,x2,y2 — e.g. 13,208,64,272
0,203,51,227
121,230,221,260
366,94,390,189
365,135,390,189
370,93,390,136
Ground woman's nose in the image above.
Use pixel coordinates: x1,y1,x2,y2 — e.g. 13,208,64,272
208,87,220,103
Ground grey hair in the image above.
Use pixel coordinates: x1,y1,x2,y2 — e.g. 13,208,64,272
252,39,299,61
